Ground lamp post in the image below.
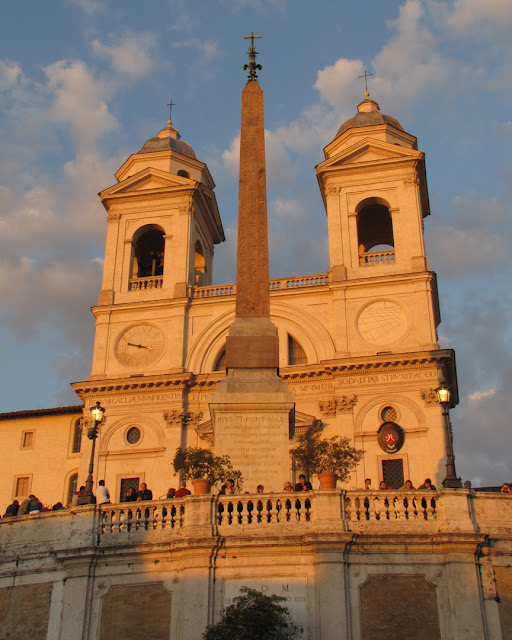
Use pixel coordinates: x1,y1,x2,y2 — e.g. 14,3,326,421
76,401,105,505
436,384,462,488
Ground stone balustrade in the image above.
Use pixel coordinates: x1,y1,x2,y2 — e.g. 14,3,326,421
193,284,236,298
3,491,512,551
345,491,437,523
359,250,395,266
193,273,329,299
128,276,164,291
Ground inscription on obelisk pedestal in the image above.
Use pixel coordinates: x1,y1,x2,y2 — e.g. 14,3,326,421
212,406,293,492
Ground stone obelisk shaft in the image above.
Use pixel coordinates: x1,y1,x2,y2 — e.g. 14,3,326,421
225,79,279,370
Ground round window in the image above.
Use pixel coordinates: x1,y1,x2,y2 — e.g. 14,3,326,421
381,406,398,423
126,427,141,445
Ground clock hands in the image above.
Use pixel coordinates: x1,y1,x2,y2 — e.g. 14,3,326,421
127,342,154,351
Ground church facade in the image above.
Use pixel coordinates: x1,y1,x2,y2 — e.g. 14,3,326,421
3,89,456,506
1,62,512,640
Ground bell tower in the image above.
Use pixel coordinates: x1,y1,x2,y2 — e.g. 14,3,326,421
316,93,440,359
89,119,224,380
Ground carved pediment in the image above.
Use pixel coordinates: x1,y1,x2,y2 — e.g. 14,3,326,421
100,167,192,199
319,139,420,171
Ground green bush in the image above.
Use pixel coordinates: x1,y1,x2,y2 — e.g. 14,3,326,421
173,447,243,490
290,429,364,481
203,587,302,640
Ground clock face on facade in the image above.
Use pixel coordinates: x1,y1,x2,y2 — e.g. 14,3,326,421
114,323,165,368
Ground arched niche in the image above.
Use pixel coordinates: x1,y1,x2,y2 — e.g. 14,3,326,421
356,197,394,253
131,224,166,279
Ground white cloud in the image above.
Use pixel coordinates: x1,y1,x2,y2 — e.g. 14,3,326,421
91,32,157,79
43,60,117,151
468,389,497,402
438,0,512,38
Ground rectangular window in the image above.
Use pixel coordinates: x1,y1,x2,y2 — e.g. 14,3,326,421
72,420,82,453
15,476,30,497
382,459,404,490
120,477,140,502
21,431,34,449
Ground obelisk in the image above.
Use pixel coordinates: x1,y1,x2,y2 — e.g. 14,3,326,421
209,34,295,492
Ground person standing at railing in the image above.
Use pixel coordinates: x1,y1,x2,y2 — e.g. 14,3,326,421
96,480,110,505
294,474,312,492
136,483,153,501
364,478,374,490
418,478,437,490
175,481,191,497
401,480,416,490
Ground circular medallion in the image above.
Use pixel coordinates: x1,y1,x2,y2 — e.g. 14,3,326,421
357,301,407,345
378,422,405,454
115,323,165,368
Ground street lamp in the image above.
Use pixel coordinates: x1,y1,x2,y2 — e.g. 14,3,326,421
436,384,462,488
76,401,105,505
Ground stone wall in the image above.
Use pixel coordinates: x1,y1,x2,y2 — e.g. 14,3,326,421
0,490,510,640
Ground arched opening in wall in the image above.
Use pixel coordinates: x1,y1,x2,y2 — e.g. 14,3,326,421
71,419,82,453
214,348,226,372
356,199,395,266
67,473,78,506
288,334,307,366
132,225,165,279
177,169,190,179
194,240,207,286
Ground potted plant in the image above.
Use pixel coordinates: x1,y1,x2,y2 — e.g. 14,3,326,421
290,430,363,489
173,447,243,494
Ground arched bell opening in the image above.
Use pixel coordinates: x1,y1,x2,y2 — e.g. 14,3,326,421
194,240,207,286
356,198,395,266
131,225,165,280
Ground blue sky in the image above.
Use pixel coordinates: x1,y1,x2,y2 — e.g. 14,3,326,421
1,0,511,485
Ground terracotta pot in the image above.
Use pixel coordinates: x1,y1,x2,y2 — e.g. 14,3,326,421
317,473,338,489
192,478,211,495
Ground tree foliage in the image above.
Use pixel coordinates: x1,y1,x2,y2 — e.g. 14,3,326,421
291,430,364,481
203,587,302,640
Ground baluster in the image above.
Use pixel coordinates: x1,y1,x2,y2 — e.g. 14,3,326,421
227,501,234,525
256,500,263,523
247,500,253,524
294,498,302,522
237,500,243,524
266,499,274,523
179,504,185,527
370,496,379,521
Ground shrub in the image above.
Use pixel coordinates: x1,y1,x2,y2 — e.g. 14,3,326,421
203,587,302,640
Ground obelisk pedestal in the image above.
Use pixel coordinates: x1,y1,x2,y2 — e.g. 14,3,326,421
209,44,295,493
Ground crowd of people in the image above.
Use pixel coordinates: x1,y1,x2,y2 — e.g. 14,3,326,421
3,476,512,517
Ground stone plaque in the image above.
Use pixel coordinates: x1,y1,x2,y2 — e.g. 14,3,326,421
99,583,171,640
495,566,512,639
224,578,307,636
212,405,293,493
0,583,52,640
360,575,440,640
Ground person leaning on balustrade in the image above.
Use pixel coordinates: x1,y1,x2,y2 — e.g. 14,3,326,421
418,478,437,490
401,480,416,490
283,482,293,492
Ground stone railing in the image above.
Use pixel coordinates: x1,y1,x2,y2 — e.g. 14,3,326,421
359,250,395,266
345,491,437,523
269,274,329,290
216,493,312,527
193,273,329,299
100,499,186,534
193,284,236,298
128,276,164,291
4,491,512,551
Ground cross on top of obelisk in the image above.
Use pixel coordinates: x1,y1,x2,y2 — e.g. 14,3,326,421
165,98,177,126
358,70,374,99
243,31,262,81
